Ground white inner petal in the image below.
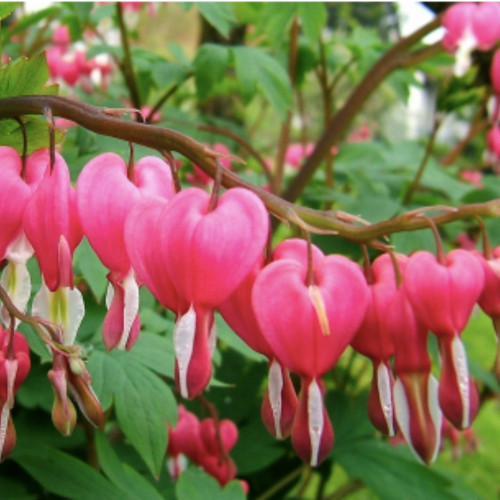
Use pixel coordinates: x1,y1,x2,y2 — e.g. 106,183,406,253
451,335,470,428
174,305,197,399
307,379,324,467
0,260,31,328
0,403,10,458
268,359,284,439
454,28,477,77
377,362,395,436
427,374,442,463
117,272,140,350
208,320,217,357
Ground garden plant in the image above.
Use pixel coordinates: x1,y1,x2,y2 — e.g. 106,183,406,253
1,2,500,499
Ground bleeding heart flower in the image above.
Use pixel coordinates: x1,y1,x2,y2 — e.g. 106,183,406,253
442,2,500,76
23,150,84,345
473,247,500,382
157,187,269,399
0,327,31,461
351,253,402,436
404,249,484,430
77,153,175,350
0,147,46,326
219,257,298,439
253,238,369,465
379,254,442,465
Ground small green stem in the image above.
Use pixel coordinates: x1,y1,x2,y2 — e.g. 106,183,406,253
115,3,141,111
323,479,364,500
403,117,441,205
255,465,305,500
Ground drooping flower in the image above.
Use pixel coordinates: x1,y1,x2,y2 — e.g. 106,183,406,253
23,149,84,346
404,249,484,430
253,238,369,465
77,153,175,350
381,254,442,465
219,257,298,440
0,327,31,461
0,147,45,326
442,2,500,76
351,253,400,436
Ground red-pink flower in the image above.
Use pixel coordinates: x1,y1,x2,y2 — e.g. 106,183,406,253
253,238,369,465
442,2,500,76
0,327,31,461
381,254,442,465
219,257,298,440
404,249,484,430
24,149,82,292
351,253,400,436
77,153,175,350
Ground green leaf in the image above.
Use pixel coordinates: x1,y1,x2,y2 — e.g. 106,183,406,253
176,467,245,500
87,349,177,477
9,6,60,35
0,53,50,97
334,439,459,500
194,43,229,100
95,431,164,500
298,3,327,45
255,3,296,47
152,61,191,90
128,330,176,378
231,420,285,474
74,237,108,301
0,116,63,153
13,447,122,500
232,46,292,120
197,2,236,38
0,2,19,20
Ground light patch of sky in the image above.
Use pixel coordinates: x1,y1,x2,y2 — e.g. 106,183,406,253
398,1,444,43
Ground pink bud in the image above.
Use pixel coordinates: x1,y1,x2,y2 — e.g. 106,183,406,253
167,405,202,463
491,49,500,95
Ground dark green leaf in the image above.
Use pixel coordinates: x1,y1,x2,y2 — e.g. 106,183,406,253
176,467,245,500
88,349,177,477
197,2,236,39
152,61,191,90
255,3,296,47
334,439,458,500
232,46,292,119
231,420,285,474
13,447,122,500
194,43,229,100
74,237,108,302
95,431,164,500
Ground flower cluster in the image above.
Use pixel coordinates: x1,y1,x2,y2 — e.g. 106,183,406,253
167,405,246,490
0,144,495,470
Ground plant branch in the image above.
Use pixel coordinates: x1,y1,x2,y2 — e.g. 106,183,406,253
197,123,274,185
1,95,499,245
146,73,192,123
403,116,441,205
323,479,364,500
282,14,444,203
115,3,141,111
255,465,305,500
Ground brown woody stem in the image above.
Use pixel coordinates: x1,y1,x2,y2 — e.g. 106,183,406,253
0,95,499,246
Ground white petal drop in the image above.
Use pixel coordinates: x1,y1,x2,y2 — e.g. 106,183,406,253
208,320,217,357
454,29,477,77
117,272,140,350
377,362,395,436
5,233,34,264
105,281,114,309
32,282,85,345
174,305,197,399
4,359,18,409
65,287,85,346
0,403,10,458
393,378,411,451
451,335,470,428
427,374,442,463
0,260,31,328
268,359,284,439
307,379,324,467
